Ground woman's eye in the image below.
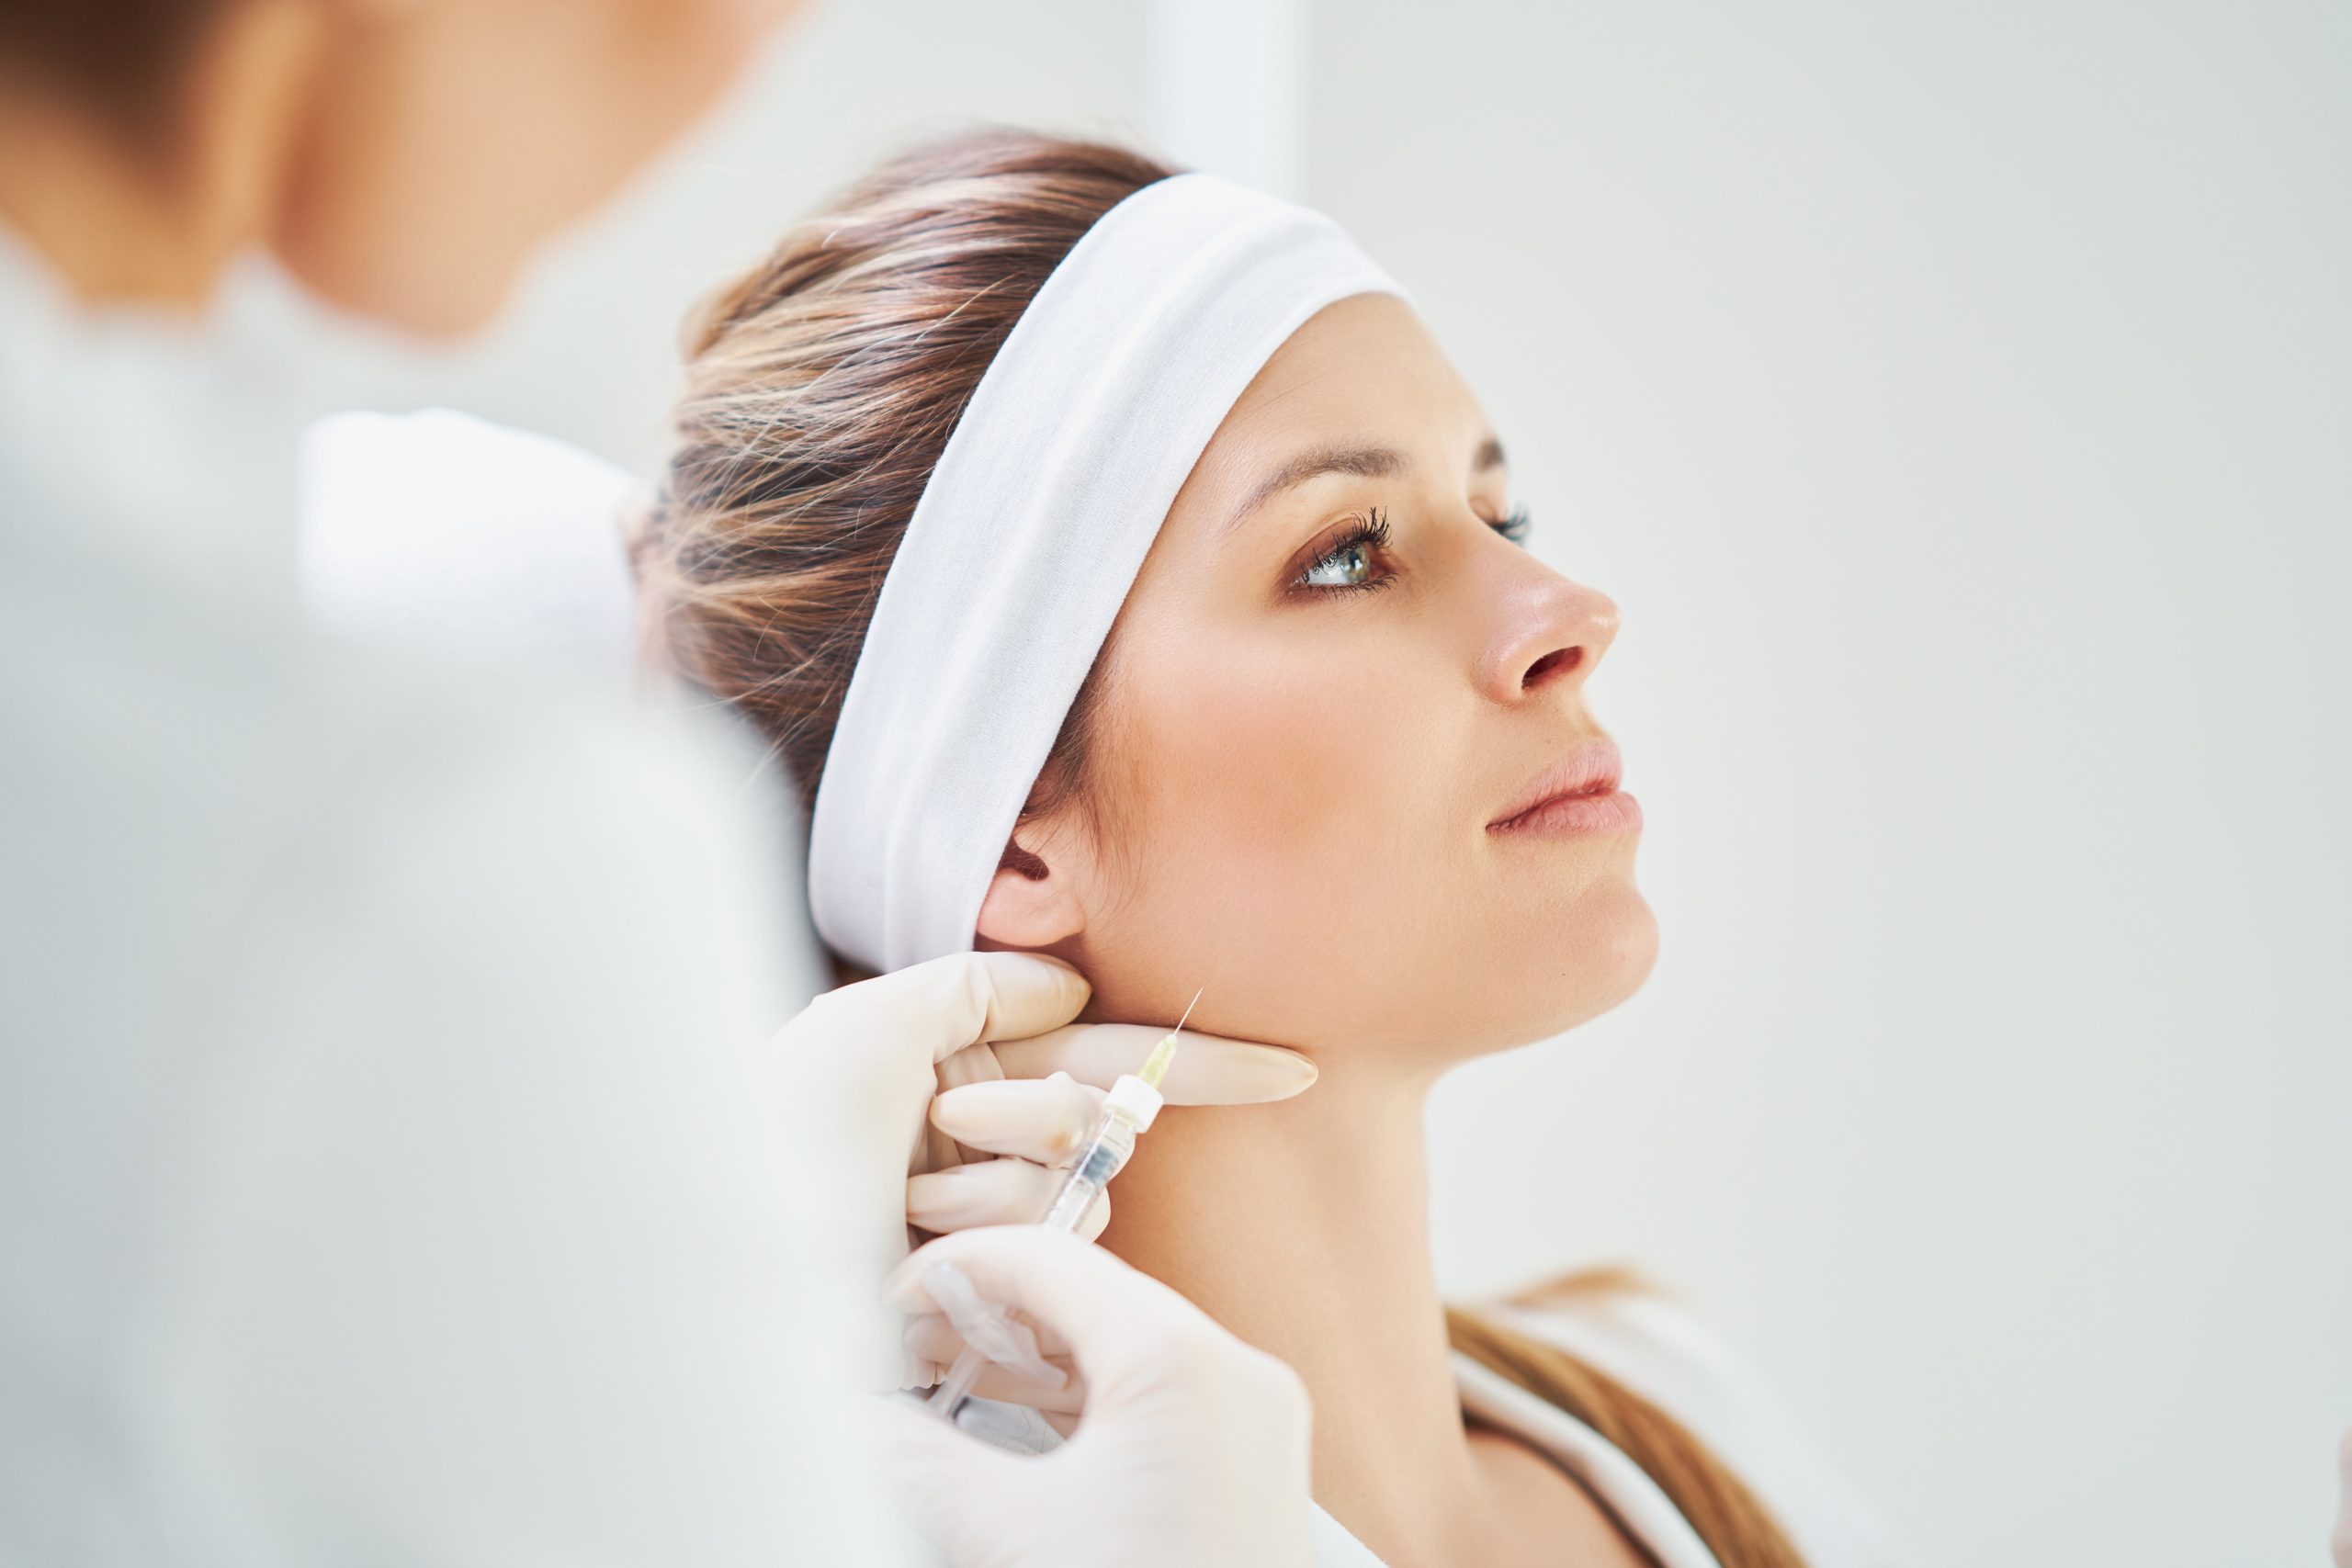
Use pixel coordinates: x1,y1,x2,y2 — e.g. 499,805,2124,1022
1291,510,1394,594
1491,506,1532,545
1300,537,1379,589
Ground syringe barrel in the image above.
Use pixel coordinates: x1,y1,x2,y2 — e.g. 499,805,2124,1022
1039,1113,1139,1231
930,1083,1166,1423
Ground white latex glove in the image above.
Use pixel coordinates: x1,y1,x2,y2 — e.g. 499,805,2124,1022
876,1226,1315,1568
767,951,1314,1387
911,1009,1316,1239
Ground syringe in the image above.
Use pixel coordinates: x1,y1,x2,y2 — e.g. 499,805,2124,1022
928,996,1196,1420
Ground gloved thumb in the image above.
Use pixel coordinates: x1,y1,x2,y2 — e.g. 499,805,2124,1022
870,1394,1044,1564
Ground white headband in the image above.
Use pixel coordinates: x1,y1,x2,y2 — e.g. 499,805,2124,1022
806,173,1408,974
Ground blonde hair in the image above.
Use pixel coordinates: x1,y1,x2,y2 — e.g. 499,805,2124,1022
645,126,1804,1568
1452,1272,1805,1565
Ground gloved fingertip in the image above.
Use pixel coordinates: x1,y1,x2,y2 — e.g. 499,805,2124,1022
1164,1042,1319,1106
984,949,1091,998
966,952,1095,1049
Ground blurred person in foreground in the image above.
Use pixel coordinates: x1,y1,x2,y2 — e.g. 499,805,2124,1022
0,3,1316,1564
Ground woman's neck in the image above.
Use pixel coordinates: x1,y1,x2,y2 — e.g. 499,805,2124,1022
1100,1059,1492,1567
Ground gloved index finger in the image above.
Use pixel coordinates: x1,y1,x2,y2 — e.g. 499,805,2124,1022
989,1021,1317,1106
930,1073,1106,1164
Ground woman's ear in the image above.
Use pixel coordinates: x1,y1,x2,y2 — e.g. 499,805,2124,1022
975,821,1091,950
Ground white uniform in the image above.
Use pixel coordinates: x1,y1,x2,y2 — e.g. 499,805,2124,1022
0,235,902,1563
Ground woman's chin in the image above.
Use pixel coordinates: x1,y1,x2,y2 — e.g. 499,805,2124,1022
1584,890,1661,1019
1481,883,1660,1052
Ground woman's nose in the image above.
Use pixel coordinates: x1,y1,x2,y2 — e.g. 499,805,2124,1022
1476,561,1621,705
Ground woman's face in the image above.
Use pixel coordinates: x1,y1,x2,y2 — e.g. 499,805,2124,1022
982,294,1657,1069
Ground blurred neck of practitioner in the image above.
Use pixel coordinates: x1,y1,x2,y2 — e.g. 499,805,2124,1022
0,0,797,595
0,0,778,327
0,6,929,1567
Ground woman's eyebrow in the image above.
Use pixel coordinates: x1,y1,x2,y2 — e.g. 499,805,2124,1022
1474,435,1508,475
1221,442,1407,535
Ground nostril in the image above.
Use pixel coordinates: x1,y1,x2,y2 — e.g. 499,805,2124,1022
1522,646,1582,689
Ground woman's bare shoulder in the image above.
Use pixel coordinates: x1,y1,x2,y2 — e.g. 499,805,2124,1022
1469,1272,1918,1567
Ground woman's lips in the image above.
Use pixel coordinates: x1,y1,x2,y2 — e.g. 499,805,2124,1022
1487,739,1643,838
1491,788,1643,837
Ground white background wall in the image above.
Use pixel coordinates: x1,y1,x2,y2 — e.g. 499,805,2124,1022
277,3,2351,1562
1361,7,2352,1564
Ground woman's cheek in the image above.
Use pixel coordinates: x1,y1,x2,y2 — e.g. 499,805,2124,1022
1138,643,1343,838
1138,647,1452,934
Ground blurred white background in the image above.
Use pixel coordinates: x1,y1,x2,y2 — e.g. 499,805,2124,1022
255,2,2352,1562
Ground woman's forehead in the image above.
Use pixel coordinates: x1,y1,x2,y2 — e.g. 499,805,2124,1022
1238,294,1459,425
1174,295,1493,523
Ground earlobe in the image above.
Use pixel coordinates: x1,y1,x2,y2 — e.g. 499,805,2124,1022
975,834,1088,950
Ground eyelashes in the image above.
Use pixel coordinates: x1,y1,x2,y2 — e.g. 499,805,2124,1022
1288,505,1534,596
1291,510,1395,595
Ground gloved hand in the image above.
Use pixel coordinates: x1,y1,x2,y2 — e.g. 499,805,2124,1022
876,1226,1315,1568
766,951,1314,1387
